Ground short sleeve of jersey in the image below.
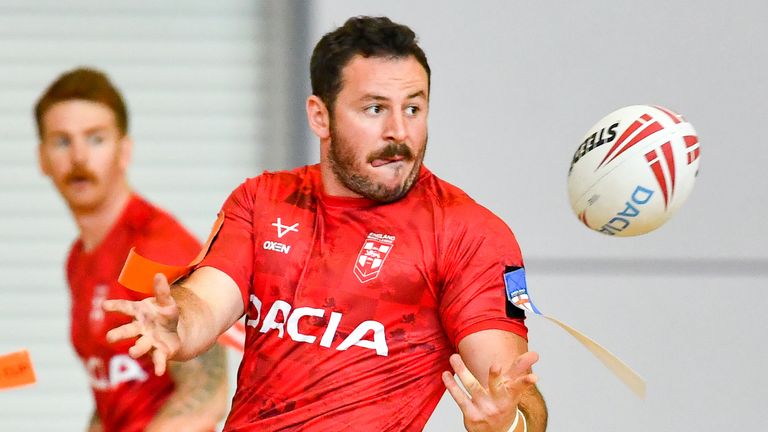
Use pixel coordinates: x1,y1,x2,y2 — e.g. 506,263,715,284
198,178,259,309
438,204,527,349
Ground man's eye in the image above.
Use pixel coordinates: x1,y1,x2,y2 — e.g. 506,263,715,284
54,137,70,147
365,105,383,115
88,135,104,145
405,106,420,116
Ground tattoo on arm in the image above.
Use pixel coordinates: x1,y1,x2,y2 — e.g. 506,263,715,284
154,342,228,419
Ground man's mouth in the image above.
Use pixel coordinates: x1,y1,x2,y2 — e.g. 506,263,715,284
371,155,406,167
66,174,96,188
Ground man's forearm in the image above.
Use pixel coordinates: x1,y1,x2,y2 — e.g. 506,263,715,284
86,410,102,432
519,384,547,432
171,283,224,361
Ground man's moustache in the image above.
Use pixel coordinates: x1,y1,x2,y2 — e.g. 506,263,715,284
64,166,97,183
368,143,413,162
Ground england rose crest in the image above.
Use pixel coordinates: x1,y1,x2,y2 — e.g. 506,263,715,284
353,233,395,283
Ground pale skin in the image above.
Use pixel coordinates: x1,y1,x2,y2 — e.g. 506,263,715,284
38,99,228,431
104,55,547,431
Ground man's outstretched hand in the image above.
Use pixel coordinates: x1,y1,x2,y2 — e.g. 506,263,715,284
443,351,539,432
103,273,182,376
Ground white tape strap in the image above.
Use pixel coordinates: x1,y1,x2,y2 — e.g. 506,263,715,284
504,267,646,398
541,315,646,397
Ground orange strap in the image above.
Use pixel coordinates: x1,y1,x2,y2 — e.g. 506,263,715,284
0,349,36,390
118,212,226,294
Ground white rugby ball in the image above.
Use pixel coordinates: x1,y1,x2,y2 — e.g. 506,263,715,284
567,105,700,236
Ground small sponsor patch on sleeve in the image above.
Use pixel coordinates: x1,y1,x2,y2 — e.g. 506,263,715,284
504,266,541,316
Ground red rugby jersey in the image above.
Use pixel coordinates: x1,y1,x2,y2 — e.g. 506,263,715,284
67,195,200,432
201,165,527,432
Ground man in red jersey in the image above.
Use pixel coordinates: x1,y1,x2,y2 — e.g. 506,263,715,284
105,17,548,432
36,67,229,432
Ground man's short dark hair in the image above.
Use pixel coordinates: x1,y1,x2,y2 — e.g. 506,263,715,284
34,67,128,138
310,16,431,111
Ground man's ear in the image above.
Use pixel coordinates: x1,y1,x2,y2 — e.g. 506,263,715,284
118,135,133,171
306,95,331,140
37,142,51,176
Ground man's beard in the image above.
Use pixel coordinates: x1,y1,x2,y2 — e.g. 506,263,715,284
328,127,426,203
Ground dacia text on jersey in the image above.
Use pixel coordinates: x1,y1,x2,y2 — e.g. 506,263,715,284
246,294,389,356
85,355,148,390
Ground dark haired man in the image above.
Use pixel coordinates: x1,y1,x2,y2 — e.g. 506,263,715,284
36,67,229,431
105,16,547,431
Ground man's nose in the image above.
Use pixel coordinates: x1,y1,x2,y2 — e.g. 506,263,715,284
70,139,88,164
384,110,408,143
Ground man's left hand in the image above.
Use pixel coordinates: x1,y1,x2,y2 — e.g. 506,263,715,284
442,351,539,432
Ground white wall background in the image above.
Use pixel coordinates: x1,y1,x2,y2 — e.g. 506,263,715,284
307,1,768,431
1,1,766,431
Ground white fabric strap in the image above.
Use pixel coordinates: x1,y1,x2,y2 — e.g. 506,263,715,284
507,408,526,432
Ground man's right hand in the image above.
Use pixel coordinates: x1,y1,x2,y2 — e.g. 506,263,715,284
103,273,182,376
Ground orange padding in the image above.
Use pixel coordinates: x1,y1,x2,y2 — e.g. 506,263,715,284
118,211,225,294
0,349,36,390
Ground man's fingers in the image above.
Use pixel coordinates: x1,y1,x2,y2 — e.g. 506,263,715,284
495,351,540,399
500,351,539,381
153,273,174,307
487,363,508,400
106,321,142,343
442,371,475,414
152,349,168,376
449,353,485,398
102,298,136,317
128,335,154,359
504,351,539,383
508,372,538,393
501,352,540,399
510,351,539,376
